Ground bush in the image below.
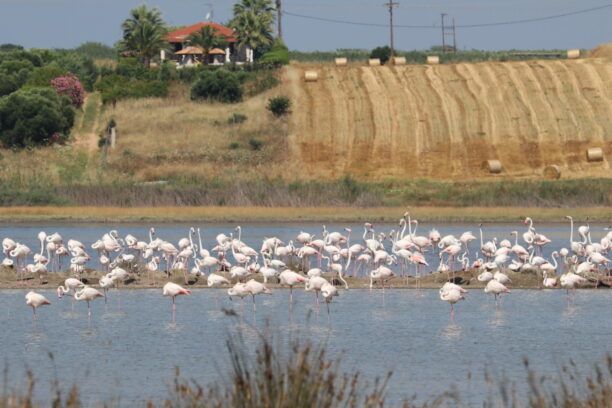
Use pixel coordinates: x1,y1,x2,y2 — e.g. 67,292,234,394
190,69,243,103
74,42,116,59
248,138,263,151
267,95,291,117
51,73,85,108
228,113,247,125
24,65,66,88
0,87,74,147
53,52,98,91
370,46,391,65
260,38,290,66
95,74,168,105
228,142,240,150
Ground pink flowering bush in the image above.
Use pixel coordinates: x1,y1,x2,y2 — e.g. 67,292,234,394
51,74,85,108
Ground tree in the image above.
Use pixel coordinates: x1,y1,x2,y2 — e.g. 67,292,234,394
188,26,228,63
230,0,275,60
190,70,243,103
51,74,85,108
370,46,392,65
260,38,289,66
0,87,74,147
120,5,168,68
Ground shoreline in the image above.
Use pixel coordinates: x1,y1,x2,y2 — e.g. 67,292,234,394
0,206,610,223
3,270,608,291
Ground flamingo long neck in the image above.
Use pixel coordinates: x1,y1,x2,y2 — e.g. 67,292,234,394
412,220,418,237
479,226,484,248
568,217,574,245
400,220,407,239
407,214,412,236
197,228,204,252
512,232,518,247
363,226,368,242
237,226,242,242
551,253,558,270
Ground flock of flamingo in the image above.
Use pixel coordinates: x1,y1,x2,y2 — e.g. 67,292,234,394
7,213,611,320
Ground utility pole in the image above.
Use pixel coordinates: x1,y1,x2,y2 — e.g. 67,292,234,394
452,18,457,52
276,0,283,39
384,1,399,57
441,13,446,52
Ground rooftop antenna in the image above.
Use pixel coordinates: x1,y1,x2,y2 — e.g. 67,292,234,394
205,3,213,21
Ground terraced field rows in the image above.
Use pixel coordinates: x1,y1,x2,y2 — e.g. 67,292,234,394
285,59,612,180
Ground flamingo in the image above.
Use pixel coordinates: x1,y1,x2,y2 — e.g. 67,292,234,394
305,276,330,305
162,282,191,315
74,287,104,318
321,282,338,316
25,291,51,317
279,270,306,304
439,284,466,316
542,271,558,288
244,279,272,310
484,280,510,303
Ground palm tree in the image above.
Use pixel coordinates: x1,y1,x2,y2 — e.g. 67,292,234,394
230,0,275,61
188,26,228,63
120,5,168,68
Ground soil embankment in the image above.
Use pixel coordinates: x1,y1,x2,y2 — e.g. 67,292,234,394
286,58,612,180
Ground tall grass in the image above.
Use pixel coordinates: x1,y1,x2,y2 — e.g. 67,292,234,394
2,328,610,407
0,178,609,208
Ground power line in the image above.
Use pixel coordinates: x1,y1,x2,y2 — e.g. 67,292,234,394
283,3,612,29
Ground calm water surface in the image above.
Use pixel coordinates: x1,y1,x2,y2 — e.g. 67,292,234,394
1,222,610,406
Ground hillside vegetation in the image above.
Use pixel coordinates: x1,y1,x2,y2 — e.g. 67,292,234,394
0,55,610,208
286,58,611,180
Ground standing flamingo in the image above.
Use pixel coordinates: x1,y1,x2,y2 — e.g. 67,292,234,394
25,291,51,318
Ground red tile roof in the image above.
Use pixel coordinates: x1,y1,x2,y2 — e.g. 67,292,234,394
166,22,237,43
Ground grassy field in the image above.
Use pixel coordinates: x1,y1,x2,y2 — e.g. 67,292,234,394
0,55,610,208
0,205,610,223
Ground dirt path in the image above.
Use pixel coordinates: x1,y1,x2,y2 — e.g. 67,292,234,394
73,93,102,152
287,59,612,180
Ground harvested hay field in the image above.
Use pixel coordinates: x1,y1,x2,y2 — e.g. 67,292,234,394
285,58,612,180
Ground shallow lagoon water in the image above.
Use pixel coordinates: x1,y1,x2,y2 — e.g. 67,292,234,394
2,288,611,406
1,222,610,406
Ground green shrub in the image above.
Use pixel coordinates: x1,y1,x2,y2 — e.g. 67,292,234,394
260,38,290,66
53,52,98,91
24,65,67,87
190,69,243,103
74,42,116,59
267,95,291,117
95,74,167,104
228,142,240,150
228,113,247,125
248,138,263,151
370,46,391,65
0,87,74,147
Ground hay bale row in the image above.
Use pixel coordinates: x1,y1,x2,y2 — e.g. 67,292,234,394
567,49,581,59
483,160,502,174
392,56,406,65
543,165,561,179
586,147,603,162
304,71,318,82
368,58,381,67
335,57,348,67
426,55,440,65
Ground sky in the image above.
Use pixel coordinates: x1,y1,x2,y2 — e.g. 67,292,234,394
0,0,610,51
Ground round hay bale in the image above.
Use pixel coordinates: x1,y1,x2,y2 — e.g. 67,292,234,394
483,159,502,174
393,56,407,65
427,55,440,64
368,58,381,66
304,71,318,82
586,147,604,162
543,165,561,179
335,57,348,66
567,49,581,59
